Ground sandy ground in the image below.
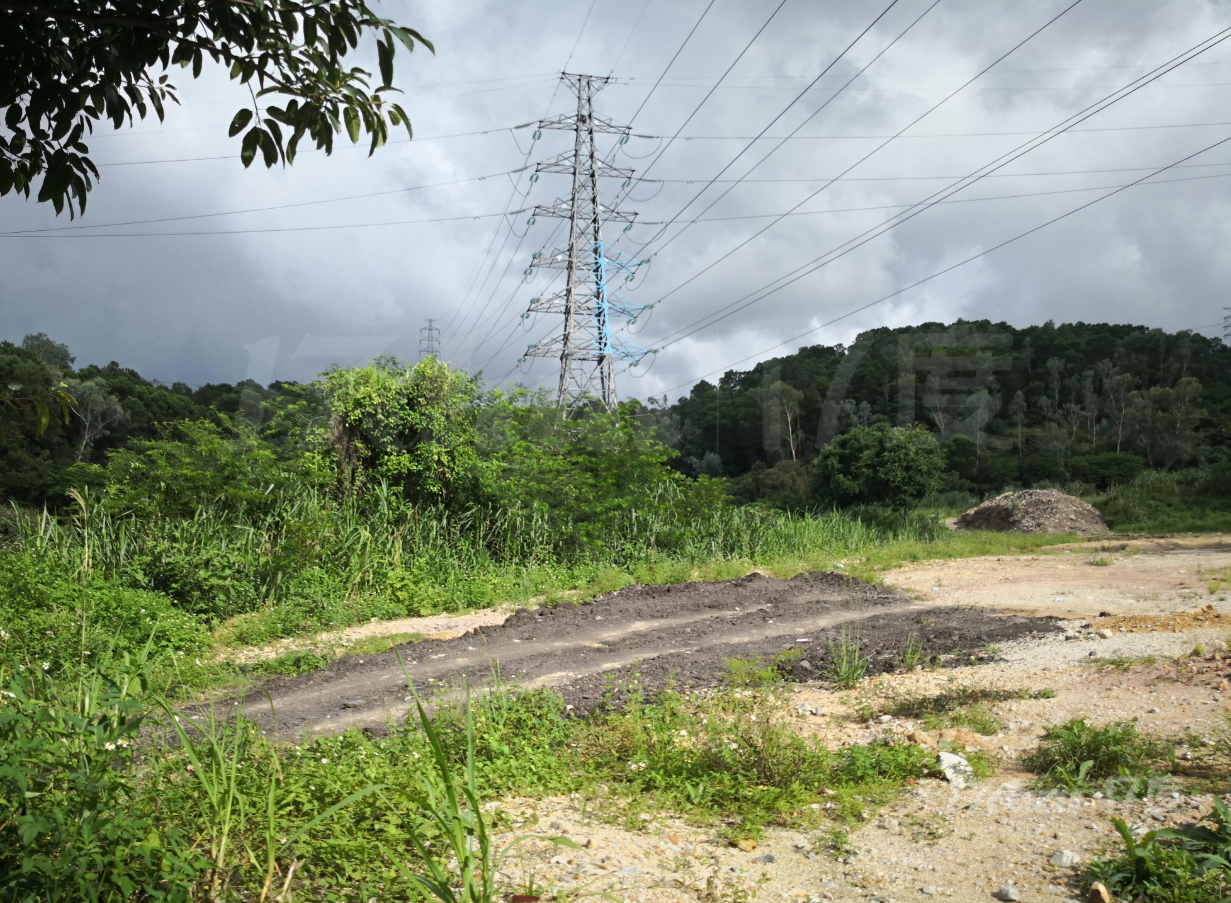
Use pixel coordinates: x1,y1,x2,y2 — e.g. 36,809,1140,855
471,545,1231,903
492,645,1229,903
885,545,1231,619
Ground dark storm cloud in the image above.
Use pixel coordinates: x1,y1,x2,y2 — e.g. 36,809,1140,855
2,0,1230,394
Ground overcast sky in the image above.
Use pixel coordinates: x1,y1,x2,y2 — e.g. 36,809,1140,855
4,0,1231,399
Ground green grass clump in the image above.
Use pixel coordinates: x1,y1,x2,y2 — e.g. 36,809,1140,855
722,649,803,688
575,686,934,836
826,629,869,689
1022,718,1171,797
1087,802,1231,903
885,687,1053,736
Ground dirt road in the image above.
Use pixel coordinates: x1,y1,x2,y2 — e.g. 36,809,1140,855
240,571,1059,739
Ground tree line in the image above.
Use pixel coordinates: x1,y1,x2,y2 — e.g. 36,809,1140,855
666,319,1230,508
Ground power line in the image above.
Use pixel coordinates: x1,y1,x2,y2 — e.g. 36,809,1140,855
0,209,526,238
641,159,1231,183
84,79,560,141
605,0,792,215
638,118,1231,140
614,77,1231,92
93,122,542,167
649,23,1231,348
641,0,1090,320
632,0,936,260
11,165,1228,241
658,131,1231,395
3,168,530,234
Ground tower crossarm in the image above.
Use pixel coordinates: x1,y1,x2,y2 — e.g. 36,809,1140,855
535,151,634,179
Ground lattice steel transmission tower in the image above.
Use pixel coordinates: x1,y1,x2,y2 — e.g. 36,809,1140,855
520,73,650,410
419,318,441,359
1224,307,1231,343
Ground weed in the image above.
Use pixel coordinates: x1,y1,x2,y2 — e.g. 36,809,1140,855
1022,719,1170,797
884,687,1052,736
817,827,851,858
247,649,333,676
1087,654,1159,671
723,649,803,688
386,686,577,903
1086,801,1231,903
1089,556,1113,567
826,630,868,689
895,633,926,670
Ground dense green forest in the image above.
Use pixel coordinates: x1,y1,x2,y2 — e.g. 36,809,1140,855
670,319,1231,507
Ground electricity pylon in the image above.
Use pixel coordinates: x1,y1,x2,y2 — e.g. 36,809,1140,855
520,73,650,410
1224,307,1231,343
419,318,440,359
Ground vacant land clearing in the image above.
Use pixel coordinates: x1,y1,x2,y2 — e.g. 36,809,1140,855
219,541,1231,903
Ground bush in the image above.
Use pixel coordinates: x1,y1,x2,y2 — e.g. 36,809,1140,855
0,657,206,901
1087,802,1231,903
1021,719,1168,797
811,424,944,510
1070,453,1145,490
0,552,208,665
1097,467,1231,531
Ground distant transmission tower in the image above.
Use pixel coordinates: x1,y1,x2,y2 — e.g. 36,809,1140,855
1224,307,1231,343
419,318,441,359
520,73,651,410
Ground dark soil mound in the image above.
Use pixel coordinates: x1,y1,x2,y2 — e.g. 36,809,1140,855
955,489,1109,535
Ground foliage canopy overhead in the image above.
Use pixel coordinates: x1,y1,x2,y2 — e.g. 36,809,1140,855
1,0,431,215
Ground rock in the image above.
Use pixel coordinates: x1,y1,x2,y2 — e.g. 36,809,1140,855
995,886,1020,902
799,660,813,671
756,854,776,864
920,886,937,895
1088,882,1112,903
878,714,893,723
880,818,900,834
939,728,984,749
954,489,1108,535
734,838,758,852
667,833,681,846
341,699,367,708
937,751,974,788
1096,629,1114,639
1149,707,1160,714
1049,850,1081,868
910,729,938,749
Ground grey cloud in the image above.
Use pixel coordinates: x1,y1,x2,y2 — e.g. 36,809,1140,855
2,0,1229,395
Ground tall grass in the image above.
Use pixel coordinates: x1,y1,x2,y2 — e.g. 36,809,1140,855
3,482,940,657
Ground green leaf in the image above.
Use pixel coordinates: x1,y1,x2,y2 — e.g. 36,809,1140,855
228,108,254,138
377,36,394,88
240,128,260,168
343,107,360,144
258,128,278,167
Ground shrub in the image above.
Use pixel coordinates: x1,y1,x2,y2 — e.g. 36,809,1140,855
0,551,208,665
811,424,945,510
1087,803,1231,903
1021,719,1168,797
0,656,206,901
1070,452,1145,490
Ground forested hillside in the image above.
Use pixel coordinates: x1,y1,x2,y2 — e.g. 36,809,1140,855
669,320,1231,507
